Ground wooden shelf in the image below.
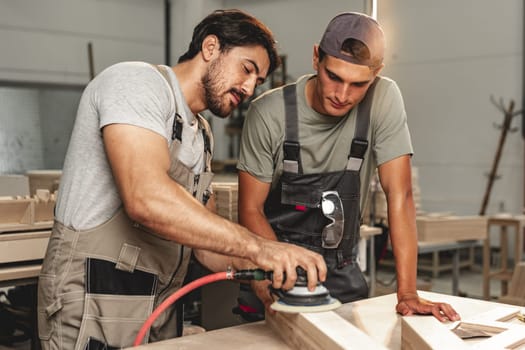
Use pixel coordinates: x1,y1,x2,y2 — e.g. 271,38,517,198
0,263,41,283
0,221,53,233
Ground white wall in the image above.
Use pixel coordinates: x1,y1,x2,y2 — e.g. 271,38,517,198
223,0,365,80
0,0,164,85
39,89,82,168
0,87,44,173
0,0,164,174
0,86,82,173
379,0,523,216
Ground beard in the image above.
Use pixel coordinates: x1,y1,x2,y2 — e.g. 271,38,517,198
202,57,233,118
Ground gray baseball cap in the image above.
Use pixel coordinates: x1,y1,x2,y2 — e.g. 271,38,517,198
319,12,385,68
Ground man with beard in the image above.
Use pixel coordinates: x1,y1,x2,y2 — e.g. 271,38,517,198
236,12,460,322
37,9,327,350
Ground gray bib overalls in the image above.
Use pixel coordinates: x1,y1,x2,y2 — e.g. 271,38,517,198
37,66,214,349
265,79,379,304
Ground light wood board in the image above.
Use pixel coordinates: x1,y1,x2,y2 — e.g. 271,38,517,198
266,309,388,350
416,215,487,243
402,305,525,349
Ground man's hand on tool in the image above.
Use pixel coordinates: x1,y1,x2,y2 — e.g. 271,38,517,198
396,293,461,322
251,238,326,291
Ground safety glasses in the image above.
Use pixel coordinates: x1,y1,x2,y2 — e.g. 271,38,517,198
320,191,344,249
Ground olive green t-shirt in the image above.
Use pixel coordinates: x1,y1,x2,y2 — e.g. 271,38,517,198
238,74,413,211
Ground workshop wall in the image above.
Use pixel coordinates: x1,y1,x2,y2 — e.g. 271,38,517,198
0,87,43,173
222,0,365,80
0,87,81,173
39,89,82,169
379,0,523,216
0,0,163,173
0,0,164,85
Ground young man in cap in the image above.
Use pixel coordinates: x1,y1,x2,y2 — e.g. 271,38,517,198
237,12,460,321
37,9,327,349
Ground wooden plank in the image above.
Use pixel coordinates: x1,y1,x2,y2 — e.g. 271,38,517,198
212,182,238,222
0,198,33,225
416,215,487,243
130,321,292,350
0,175,29,196
0,230,51,263
0,263,42,282
402,305,525,349
26,169,61,196
402,317,464,350
0,221,53,233
34,189,56,223
0,192,55,229
266,310,388,350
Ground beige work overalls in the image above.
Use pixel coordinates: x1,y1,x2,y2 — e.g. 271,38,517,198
37,66,214,349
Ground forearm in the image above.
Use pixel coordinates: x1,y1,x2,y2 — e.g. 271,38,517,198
193,249,256,273
238,171,277,241
388,191,418,300
126,175,262,262
239,206,278,241
191,194,255,272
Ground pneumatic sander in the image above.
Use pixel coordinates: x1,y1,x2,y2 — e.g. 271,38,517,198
269,267,341,313
240,267,341,313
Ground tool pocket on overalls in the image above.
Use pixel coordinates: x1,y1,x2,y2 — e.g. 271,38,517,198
37,274,59,341
37,225,66,341
275,178,329,248
75,257,158,349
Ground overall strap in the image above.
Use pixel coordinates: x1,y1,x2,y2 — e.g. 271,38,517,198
282,84,303,174
196,113,214,172
346,77,379,171
152,64,183,142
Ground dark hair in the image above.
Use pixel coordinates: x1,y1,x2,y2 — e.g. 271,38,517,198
318,38,372,65
178,9,280,75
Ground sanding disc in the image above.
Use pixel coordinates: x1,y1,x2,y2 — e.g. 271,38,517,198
270,297,341,313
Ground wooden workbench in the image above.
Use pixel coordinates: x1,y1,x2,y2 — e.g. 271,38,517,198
130,291,523,349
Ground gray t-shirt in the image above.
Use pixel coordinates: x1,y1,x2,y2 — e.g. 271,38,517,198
56,61,205,230
238,74,413,211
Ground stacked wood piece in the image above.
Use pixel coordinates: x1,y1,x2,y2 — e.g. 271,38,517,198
212,182,238,222
0,190,55,265
266,309,388,350
0,189,56,229
415,215,488,243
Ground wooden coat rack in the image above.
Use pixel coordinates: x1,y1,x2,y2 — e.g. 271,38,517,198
479,96,522,216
